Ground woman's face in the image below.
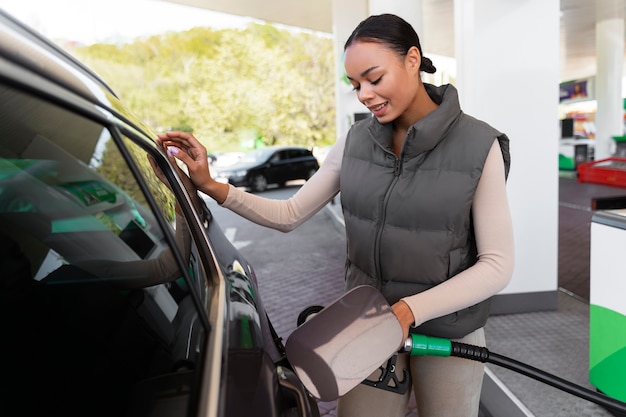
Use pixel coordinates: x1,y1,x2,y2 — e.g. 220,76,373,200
344,41,420,124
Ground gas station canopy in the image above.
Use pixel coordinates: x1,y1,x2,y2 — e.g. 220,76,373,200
160,0,626,83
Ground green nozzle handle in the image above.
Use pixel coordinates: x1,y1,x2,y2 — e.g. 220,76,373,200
403,334,452,357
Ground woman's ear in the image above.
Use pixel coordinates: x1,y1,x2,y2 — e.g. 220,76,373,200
405,46,421,72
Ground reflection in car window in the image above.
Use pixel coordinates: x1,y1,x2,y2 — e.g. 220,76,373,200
0,84,205,416
0,88,180,278
97,134,178,225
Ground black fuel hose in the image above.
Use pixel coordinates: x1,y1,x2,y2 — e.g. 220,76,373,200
404,334,626,414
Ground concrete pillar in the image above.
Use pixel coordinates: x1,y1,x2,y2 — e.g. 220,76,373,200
454,0,561,312
594,12,624,159
332,0,561,311
368,0,423,36
332,0,368,138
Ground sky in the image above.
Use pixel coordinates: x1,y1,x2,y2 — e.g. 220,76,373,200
1,0,255,45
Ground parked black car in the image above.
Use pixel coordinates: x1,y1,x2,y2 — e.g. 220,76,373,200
0,9,318,417
214,146,319,192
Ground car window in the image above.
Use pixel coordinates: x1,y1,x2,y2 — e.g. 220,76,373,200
0,102,170,273
293,149,311,158
273,150,289,162
0,83,207,416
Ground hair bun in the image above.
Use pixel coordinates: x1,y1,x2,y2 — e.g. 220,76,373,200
420,56,437,74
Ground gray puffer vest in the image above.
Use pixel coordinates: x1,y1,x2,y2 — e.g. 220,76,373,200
340,83,510,339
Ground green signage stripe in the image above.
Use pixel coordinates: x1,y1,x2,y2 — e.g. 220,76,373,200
589,347,626,402
589,304,626,401
590,304,626,367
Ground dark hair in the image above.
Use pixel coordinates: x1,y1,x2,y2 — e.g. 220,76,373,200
344,14,436,74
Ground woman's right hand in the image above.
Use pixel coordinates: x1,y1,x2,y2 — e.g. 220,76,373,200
157,131,229,203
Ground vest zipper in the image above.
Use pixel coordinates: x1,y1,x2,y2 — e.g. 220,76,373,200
373,155,402,285
393,158,401,176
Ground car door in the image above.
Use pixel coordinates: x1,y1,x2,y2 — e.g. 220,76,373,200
289,148,315,179
0,87,203,416
265,149,291,185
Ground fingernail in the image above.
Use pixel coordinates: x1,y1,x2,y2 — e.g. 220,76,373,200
167,147,179,157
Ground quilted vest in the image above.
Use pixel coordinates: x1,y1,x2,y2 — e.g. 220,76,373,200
340,83,510,339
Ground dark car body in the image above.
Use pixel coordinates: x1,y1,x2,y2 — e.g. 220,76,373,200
0,9,317,417
214,146,319,192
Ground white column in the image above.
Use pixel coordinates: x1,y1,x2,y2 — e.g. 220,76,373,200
454,0,561,302
332,0,368,138
368,0,423,36
594,16,624,159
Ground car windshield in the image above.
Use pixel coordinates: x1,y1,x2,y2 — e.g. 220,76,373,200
239,148,275,163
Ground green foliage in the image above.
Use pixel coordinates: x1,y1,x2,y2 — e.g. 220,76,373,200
96,136,177,223
74,23,336,153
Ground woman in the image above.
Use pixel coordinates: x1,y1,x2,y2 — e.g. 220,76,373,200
159,13,514,417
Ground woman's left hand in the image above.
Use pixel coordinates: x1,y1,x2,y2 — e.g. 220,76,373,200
391,300,414,344
147,152,203,215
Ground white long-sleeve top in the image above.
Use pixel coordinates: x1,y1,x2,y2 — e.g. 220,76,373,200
221,133,514,328
74,216,192,289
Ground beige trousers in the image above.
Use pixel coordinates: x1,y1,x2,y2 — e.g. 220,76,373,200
336,327,486,417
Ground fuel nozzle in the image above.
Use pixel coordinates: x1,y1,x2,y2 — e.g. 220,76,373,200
402,334,490,362
402,334,452,357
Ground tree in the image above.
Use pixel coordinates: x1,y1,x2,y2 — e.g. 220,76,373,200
74,23,336,153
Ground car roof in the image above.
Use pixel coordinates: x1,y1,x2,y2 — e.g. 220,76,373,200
0,8,117,107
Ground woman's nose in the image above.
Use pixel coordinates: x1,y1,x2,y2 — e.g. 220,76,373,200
357,84,374,102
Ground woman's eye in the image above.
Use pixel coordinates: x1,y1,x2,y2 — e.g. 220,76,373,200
371,76,382,85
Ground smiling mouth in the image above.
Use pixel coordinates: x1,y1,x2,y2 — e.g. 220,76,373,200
369,102,387,112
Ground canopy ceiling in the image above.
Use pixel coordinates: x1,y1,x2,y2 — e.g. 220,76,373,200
162,0,626,83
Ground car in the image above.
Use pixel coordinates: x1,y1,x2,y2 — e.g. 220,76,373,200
0,9,318,417
213,146,319,192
